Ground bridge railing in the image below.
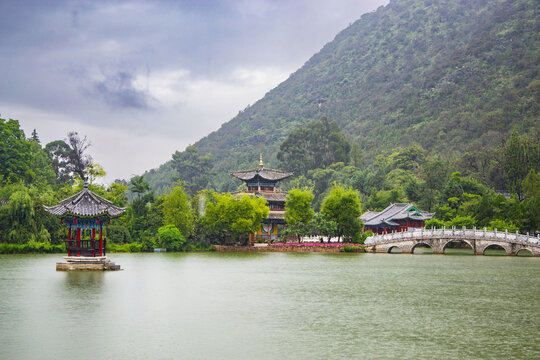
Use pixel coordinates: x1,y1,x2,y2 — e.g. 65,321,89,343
365,227,540,246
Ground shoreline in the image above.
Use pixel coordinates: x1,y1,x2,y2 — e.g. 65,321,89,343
214,244,363,253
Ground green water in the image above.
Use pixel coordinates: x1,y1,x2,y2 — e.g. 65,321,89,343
0,253,538,360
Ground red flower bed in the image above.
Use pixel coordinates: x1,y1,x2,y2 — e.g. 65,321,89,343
271,242,356,247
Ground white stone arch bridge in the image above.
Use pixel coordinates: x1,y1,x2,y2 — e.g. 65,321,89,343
364,227,540,256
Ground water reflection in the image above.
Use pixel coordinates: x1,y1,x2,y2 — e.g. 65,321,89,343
60,272,105,314
63,271,105,291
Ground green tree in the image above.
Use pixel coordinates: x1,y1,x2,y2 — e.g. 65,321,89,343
157,224,186,251
277,116,350,177
44,140,72,184
521,169,540,232
504,130,540,199
311,212,338,239
321,184,362,241
202,193,268,245
6,188,36,243
29,129,40,144
106,182,128,207
441,172,464,202
0,119,32,183
130,175,150,198
28,142,56,187
284,189,315,242
162,184,194,238
87,162,106,184
171,145,213,195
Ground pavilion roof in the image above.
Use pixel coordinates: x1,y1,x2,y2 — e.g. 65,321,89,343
361,203,433,226
43,186,126,218
231,167,293,182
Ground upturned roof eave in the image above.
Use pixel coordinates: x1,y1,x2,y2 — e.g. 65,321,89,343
43,187,127,218
43,204,127,218
230,167,293,181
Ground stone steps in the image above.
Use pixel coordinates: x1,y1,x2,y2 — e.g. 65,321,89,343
103,260,121,271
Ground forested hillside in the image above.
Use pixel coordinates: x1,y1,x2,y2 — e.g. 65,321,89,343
172,0,538,188
2,0,539,252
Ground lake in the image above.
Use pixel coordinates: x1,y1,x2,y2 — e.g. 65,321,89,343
0,252,539,359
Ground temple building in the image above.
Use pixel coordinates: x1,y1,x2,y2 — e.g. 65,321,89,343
361,203,434,234
44,181,126,270
231,155,293,243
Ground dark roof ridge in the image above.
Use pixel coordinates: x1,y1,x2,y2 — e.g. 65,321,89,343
43,187,126,217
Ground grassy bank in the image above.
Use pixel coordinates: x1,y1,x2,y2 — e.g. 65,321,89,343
0,242,65,254
0,242,216,254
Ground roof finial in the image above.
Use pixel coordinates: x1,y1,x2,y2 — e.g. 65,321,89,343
83,177,88,189
259,153,264,168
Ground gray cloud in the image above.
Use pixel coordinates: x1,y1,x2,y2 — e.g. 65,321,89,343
90,71,153,110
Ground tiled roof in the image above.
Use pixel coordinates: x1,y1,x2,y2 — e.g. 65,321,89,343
259,191,288,202
231,190,288,203
231,167,293,181
43,187,126,217
267,211,285,220
361,203,433,226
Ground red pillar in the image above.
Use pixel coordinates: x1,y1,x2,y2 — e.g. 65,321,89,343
92,228,96,257
383,226,386,234
407,220,410,230
76,228,81,257
99,227,103,257
68,227,72,256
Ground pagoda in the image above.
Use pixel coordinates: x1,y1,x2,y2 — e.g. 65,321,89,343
360,203,434,235
44,181,126,270
231,155,293,243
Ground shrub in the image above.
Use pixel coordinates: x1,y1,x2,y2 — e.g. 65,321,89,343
0,242,64,254
343,245,361,252
157,225,186,251
357,230,373,244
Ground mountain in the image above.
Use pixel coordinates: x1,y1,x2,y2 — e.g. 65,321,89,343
147,0,539,190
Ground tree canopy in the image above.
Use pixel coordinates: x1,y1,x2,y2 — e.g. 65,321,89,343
277,116,350,177
320,184,362,241
284,188,315,241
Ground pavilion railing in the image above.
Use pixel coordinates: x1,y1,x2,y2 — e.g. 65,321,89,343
64,239,107,256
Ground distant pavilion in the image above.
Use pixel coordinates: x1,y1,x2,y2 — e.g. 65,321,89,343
361,203,433,235
44,182,126,270
231,155,293,243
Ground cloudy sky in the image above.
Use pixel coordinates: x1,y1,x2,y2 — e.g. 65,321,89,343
1,0,387,183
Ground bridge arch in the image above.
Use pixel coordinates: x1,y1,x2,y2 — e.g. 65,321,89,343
442,239,474,254
412,243,433,254
482,244,510,255
516,248,533,257
388,246,403,254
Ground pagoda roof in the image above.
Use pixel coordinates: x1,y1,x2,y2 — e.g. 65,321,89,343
361,203,433,226
267,211,285,220
231,167,293,182
231,190,288,203
43,186,126,218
